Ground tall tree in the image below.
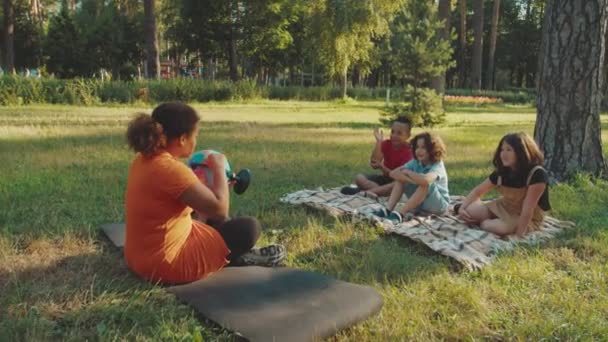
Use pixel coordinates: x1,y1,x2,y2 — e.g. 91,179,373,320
458,0,467,87
485,0,500,89
431,0,452,94
46,3,82,77
535,0,608,180
3,0,15,72
144,0,160,79
14,0,45,68
471,0,483,89
312,0,399,98
391,0,454,95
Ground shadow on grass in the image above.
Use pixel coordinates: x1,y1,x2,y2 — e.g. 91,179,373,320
0,236,238,341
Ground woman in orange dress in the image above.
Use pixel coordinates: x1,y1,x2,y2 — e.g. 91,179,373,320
124,102,261,284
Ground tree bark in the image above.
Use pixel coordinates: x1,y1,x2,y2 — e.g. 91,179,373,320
341,66,348,98
3,0,14,72
471,0,484,90
228,25,239,81
432,0,452,94
535,0,608,180
144,0,160,79
485,0,500,89
458,0,467,88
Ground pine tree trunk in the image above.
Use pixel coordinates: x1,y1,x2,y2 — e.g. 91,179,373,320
485,0,500,89
535,0,608,180
471,0,484,90
458,0,467,88
3,0,14,72
228,25,239,82
144,0,160,79
432,0,451,94
341,66,348,98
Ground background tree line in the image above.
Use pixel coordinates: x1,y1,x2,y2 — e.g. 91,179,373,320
1,0,548,94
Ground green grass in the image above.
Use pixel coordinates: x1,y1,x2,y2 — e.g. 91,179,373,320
1,101,608,340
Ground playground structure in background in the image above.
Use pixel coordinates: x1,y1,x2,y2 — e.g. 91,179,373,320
160,61,204,79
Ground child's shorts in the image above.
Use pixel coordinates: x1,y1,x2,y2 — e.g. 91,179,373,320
404,183,449,214
364,174,393,186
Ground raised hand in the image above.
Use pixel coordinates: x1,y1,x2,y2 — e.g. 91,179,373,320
373,128,384,142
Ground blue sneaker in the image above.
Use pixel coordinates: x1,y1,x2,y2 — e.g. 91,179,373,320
372,208,390,218
387,211,403,224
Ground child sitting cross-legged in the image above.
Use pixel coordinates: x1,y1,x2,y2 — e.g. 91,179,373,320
341,116,413,197
373,132,450,224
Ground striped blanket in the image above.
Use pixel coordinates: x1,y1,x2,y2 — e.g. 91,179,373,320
280,187,575,270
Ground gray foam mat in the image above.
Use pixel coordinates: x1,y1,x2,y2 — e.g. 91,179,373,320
100,223,125,247
100,224,383,341
168,266,383,342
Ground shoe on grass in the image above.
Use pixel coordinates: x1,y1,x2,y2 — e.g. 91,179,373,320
340,185,361,195
240,244,287,267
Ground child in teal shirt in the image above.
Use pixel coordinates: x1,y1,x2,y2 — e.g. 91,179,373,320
374,132,450,223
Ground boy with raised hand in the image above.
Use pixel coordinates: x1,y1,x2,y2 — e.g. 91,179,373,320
342,116,413,197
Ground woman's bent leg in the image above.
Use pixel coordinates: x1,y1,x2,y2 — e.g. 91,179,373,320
215,217,261,261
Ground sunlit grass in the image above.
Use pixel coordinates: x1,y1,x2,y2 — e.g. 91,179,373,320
1,102,607,340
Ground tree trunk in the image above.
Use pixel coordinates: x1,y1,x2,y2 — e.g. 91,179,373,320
485,0,500,89
535,0,608,180
432,0,452,94
3,0,14,72
228,25,239,81
144,0,160,79
458,0,467,88
341,66,348,98
471,0,484,90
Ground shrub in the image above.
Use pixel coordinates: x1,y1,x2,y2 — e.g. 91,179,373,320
380,87,446,127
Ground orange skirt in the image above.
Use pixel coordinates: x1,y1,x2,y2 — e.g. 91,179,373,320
132,221,230,285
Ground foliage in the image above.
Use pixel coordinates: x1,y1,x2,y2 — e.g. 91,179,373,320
390,0,455,89
13,0,45,69
0,75,544,105
45,4,83,78
444,95,503,105
446,88,535,104
380,86,446,127
310,0,401,96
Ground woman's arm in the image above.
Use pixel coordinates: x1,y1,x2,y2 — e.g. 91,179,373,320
515,183,546,236
178,154,230,220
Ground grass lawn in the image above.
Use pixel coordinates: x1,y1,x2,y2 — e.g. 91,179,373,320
1,101,607,340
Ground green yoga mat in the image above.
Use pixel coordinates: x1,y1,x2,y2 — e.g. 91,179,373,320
101,223,383,341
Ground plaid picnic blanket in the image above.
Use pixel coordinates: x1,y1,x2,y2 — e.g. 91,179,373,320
280,187,575,270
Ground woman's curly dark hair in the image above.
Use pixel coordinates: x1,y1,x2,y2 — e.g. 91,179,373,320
126,102,200,157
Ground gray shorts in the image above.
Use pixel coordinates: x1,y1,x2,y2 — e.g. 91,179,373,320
365,174,393,186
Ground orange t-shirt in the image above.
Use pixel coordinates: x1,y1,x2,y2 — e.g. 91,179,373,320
124,151,229,284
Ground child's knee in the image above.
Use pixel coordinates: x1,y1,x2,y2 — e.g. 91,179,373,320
355,174,366,182
417,183,430,194
480,220,492,230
